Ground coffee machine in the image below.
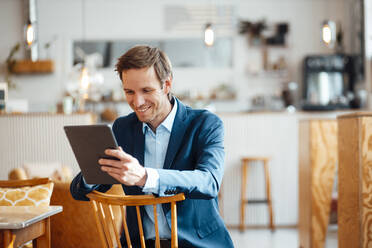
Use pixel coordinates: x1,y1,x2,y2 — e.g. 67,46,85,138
302,54,356,110
0,82,7,113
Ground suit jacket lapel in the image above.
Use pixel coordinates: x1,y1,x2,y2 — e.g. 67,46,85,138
163,98,187,170
127,118,145,195
132,119,145,166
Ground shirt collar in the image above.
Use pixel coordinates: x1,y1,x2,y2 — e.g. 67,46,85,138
142,99,178,134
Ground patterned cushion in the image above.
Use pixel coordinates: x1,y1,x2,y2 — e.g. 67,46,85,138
0,182,54,206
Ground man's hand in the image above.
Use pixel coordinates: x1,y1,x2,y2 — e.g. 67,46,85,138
98,147,147,187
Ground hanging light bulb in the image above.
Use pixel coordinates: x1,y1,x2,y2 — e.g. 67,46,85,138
204,23,215,47
322,20,336,48
322,23,332,44
77,66,90,112
24,0,39,61
26,22,35,47
80,67,90,93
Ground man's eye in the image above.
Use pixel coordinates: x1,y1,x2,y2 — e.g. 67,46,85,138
143,89,152,93
125,91,134,95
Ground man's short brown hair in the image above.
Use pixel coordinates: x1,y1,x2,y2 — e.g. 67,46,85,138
115,45,173,86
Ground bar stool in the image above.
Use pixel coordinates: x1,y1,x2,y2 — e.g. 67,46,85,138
240,156,275,231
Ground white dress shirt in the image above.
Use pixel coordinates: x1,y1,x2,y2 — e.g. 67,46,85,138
141,100,177,239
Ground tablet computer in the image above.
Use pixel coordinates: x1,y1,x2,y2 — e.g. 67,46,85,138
64,124,120,184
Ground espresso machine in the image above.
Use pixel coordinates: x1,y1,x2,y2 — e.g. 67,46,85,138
302,54,357,110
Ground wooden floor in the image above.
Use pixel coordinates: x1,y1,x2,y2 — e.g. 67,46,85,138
229,225,338,248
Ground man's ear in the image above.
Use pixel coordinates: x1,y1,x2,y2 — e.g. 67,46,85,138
163,77,172,94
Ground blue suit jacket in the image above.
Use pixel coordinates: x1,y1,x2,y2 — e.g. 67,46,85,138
70,98,234,248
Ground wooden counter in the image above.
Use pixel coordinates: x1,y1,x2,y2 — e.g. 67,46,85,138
298,119,337,248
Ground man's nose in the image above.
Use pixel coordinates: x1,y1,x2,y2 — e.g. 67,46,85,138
133,93,145,107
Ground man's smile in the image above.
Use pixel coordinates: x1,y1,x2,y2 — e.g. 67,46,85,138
136,105,151,113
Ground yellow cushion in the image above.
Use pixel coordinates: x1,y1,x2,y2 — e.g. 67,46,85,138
0,182,54,206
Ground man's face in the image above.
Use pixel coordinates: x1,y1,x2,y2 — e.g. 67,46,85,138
122,66,172,130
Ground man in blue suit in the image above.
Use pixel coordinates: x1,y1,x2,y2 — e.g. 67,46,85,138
70,45,234,248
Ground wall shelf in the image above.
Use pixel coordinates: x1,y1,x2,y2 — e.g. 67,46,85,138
11,60,54,74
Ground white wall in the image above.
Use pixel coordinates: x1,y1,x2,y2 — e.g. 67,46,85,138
365,0,372,100
220,112,300,226
365,0,372,59
0,0,352,111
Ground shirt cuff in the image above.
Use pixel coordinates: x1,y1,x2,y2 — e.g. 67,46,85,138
142,168,160,194
82,175,96,188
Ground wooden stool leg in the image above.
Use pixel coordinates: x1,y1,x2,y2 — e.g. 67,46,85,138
218,183,223,218
264,160,275,231
240,161,248,232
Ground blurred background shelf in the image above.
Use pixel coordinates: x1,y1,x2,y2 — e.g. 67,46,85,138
11,60,54,74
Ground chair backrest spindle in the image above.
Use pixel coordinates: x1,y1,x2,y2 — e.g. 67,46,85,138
171,202,178,248
120,206,132,248
91,200,109,248
100,202,115,247
153,204,160,248
108,204,122,248
136,206,146,248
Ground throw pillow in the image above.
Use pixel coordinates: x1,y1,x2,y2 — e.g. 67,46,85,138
0,182,54,206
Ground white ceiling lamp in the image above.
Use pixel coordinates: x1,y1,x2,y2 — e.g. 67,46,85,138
204,23,215,47
204,0,216,47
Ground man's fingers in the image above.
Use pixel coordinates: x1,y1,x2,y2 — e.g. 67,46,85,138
105,148,132,161
106,172,124,183
99,158,128,169
101,165,126,174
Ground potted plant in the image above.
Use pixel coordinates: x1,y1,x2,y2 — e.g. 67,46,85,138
4,43,20,89
238,19,267,46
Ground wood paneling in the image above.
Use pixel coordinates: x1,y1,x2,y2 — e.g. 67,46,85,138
338,116,360,248
361,117,372,247
299,120,337,248
299,121,311,248
338,113,372,248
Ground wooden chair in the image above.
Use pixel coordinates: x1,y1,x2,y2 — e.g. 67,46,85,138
87,190,185,248
0,178,52,189
7,169,121,248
